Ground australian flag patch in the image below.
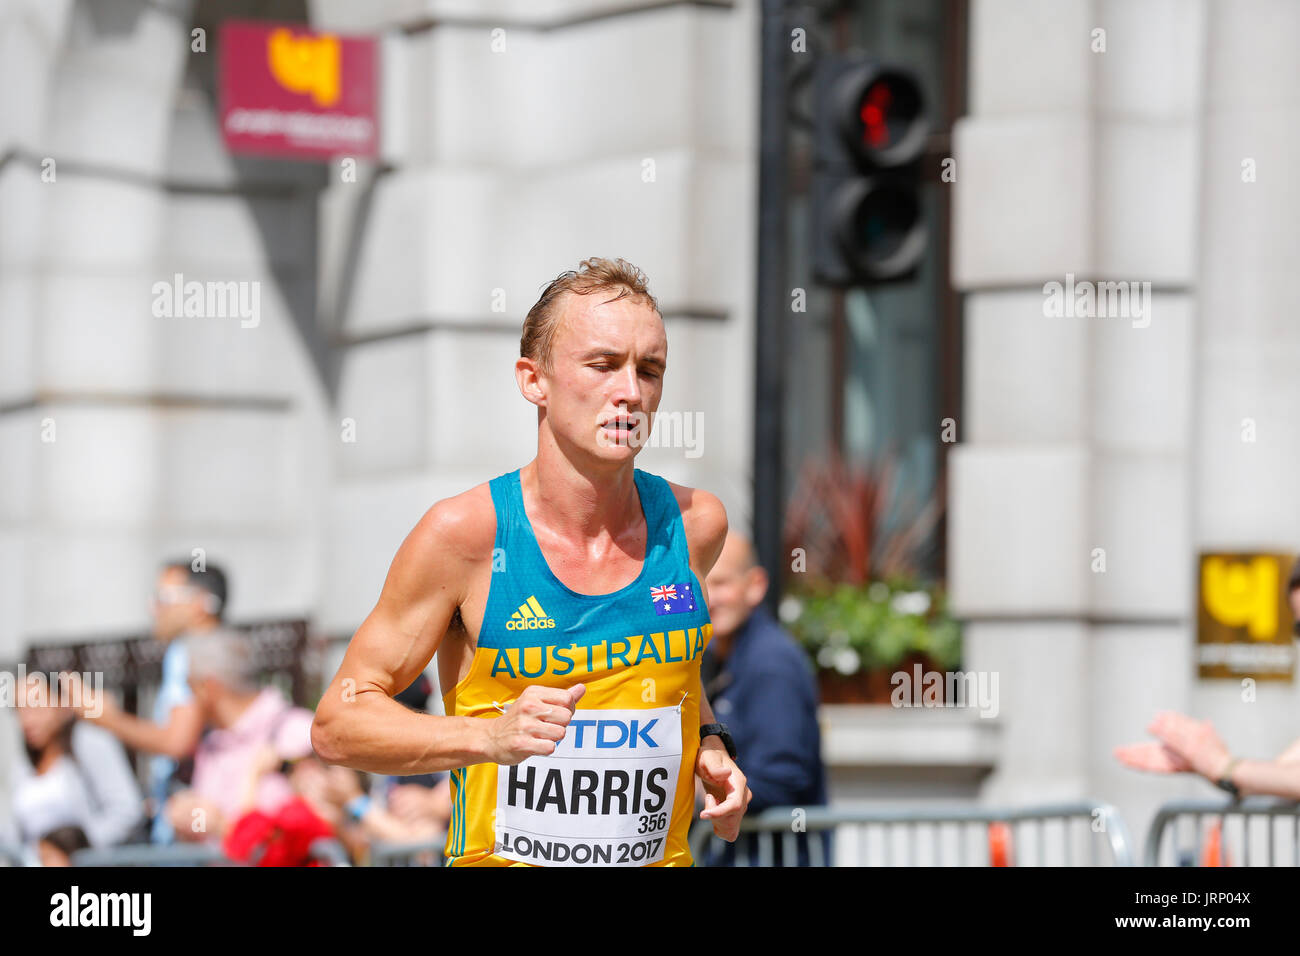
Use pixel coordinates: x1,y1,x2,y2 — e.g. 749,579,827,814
650,582,696,615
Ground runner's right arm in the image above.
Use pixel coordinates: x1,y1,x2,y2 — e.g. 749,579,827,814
311,499,582,775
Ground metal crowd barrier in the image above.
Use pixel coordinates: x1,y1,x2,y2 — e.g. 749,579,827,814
367,835,447,867
68,837,352,867
1144,797,1300,866
690,801,1135,866
72,842,230,866
13,802,1166,867
306,838,352,866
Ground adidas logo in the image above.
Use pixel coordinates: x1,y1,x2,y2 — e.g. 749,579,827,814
505,595,557,630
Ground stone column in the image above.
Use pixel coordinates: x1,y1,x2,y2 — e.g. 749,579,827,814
950,0,1204,852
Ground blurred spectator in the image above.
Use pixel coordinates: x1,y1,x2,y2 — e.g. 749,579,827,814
1114,709,1300,799
382,779,452,838
37,825,90,868
700,531,829,866
218,673,452,864
317,758,438,859
1114,556,1300,799
9,673,144,857
164,632,314,843
222,746,337,867
11,676,91,851
225,748,444,865
223,794,335,867
72,560,233,844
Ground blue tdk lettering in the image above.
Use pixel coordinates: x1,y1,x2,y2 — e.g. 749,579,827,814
635,718,658,748
585,718,661,749
596,720,628,748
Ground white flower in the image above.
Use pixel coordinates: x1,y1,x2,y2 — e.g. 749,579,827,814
890,590,931,616
779,595,804,623
832,648,861,675
817,646,838,668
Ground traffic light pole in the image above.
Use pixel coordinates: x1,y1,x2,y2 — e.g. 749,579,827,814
753,0,790,617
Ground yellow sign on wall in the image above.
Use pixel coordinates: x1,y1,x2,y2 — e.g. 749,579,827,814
1197,553,1296,680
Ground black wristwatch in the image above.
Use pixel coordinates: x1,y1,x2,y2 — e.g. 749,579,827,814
699,722,737,759
1215,757,1242,798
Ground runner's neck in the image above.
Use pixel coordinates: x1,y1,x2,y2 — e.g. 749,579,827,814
520,458,644,542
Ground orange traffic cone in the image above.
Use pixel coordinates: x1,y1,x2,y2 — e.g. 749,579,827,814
1201,819,1230,867
988,822,1013,866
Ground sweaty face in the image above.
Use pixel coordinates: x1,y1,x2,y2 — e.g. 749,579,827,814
534,292,667,463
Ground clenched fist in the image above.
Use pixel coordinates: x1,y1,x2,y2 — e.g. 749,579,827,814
483,683,586,765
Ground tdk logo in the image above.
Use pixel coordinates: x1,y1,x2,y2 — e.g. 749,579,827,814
505,595,556,630
567,718,659,750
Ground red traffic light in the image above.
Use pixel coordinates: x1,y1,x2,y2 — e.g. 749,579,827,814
811,56,929,285
860,81,893,147
835,66,926,167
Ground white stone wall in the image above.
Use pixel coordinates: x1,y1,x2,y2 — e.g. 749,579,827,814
0,0,332,834
953,0,1300,852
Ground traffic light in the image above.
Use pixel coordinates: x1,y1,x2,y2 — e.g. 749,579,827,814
811,55,929,286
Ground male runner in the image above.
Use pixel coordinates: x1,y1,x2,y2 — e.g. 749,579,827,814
312,257,751,866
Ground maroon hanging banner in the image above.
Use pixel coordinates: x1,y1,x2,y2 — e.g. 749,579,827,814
219,20,379,160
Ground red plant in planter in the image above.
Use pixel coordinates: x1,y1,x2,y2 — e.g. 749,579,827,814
782,446,944,586
783,447,950,704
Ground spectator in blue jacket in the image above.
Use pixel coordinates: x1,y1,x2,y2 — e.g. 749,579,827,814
700,531,829,866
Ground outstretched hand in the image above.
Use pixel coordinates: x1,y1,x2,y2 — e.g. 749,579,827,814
1113,740,1192,773
1114,710,1232,780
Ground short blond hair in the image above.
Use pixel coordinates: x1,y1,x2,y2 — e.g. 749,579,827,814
521,257,661,376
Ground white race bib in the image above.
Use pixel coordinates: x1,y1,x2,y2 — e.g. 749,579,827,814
494,705,682,866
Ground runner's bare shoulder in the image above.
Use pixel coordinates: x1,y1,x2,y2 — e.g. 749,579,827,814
376,482,499,613
662,480,728,572
413,481,498,571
